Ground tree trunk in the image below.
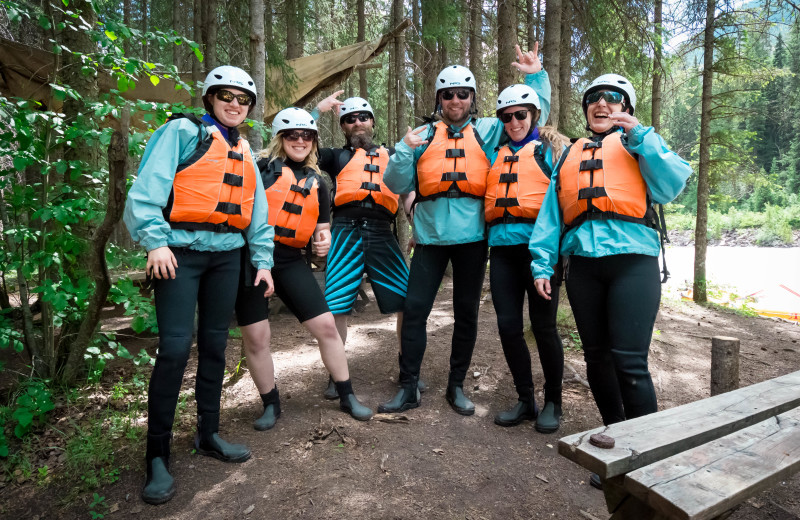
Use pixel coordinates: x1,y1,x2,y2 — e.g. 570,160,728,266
468,0,482,96
421,1,438,116
172,0,181,70
557,0,571,129
651,0,663,132
192,0,204,108
542,0,561,126
412,0,423,121
536,0,542,45
497,0,517,91
694,0,716,304
286,0,305,59
141,0,149,62
203,0,218,73
357,0,367,97
63,110,130,383
123,0,131,56
393,0,406,143
248,0,266,151
526,0,535,49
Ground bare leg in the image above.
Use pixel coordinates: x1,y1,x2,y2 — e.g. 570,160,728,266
334,314,348,345
240,320,275,393
303,312,349,381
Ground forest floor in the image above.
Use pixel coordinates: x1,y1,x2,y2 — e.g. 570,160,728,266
1,273,800,519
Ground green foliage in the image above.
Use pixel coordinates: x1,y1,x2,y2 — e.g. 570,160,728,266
755,204,794,245
11,380,54,439
65,420,120,490
88,493,107,519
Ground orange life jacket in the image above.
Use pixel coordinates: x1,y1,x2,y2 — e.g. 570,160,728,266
264,159,320,248
416,121,490,202
557,132,652,230
166,119,257,233
485,141,551,227
333,146,398,216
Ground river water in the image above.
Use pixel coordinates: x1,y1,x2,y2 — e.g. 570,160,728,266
664,246,800,316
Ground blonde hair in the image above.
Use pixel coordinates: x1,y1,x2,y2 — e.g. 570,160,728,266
538,126,571,163
259,133,321,175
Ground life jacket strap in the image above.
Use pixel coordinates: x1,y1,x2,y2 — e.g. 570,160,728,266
498,173,518,184
223,172,244,187
215,202,241,215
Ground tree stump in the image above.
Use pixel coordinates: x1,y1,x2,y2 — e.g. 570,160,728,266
711,336,740,396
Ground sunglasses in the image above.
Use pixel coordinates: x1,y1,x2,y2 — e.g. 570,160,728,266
215,89,253,106
441,88,472,101
341,113,372,124
282,129,317,142
499,109,530,123
586,90,625,105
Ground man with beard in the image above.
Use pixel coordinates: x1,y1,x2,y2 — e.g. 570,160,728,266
378,44,552,416
313,94,415,399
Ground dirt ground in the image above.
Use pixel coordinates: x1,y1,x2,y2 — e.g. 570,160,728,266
2,276,800,519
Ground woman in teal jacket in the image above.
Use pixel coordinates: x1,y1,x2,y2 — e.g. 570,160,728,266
529,74,691,487
124,66,274,505
486,84,569,433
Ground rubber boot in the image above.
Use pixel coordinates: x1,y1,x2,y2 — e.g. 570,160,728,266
254,386,281,431
194,412,251,463
446,384,475,416
142,432,176,505
590,473,603,490
323,375,339,400
378,377,420,413
335,379,373,421
494,386,537,426
397,354,427,393
534,402,562,433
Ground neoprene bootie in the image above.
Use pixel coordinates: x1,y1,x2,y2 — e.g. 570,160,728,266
323,376,339,400
142,432,176,505
254,386,281,431
195,412,251,462
534,401,562,433
494,387,538,426
334,379,373,421
378,379,420,413
446,385,475,416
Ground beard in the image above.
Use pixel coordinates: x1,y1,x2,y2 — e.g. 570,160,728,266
346,127,375,150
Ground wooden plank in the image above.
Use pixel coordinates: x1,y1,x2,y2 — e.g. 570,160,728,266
558,370,800,478
624,406,800,520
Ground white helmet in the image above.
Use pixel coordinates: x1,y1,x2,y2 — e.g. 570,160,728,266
271,107,318,135
435,65,477,93
339,97,374,121
582,73,637,115
496,84,541,116
202,66,257,114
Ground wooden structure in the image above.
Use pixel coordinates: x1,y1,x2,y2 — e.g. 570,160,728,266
559,370,800,519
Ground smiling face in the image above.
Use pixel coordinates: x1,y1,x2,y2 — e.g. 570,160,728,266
340,112,375,148
281,132,314,162
440,89,474,126
209,87,249,128
501,106,532,142
586,90,625,134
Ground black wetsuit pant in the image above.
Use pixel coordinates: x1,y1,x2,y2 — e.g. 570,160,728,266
148,247,240,436
399,240,488,387
490,244,564,405
565,254,660,425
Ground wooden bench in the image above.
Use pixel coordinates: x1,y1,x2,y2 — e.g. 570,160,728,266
558,370,800,520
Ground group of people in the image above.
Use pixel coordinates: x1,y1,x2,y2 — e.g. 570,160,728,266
124,42,691,505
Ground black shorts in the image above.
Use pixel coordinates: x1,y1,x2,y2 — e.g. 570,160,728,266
235,252,330,326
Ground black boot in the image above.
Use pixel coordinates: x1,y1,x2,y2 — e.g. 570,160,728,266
254,386,281,431
195,412,251,463
446,384,475,416
323,375,339,400
397,353,428,393
335,379,373,421
142,432,176,505
378,376,420,413
494,386,538,426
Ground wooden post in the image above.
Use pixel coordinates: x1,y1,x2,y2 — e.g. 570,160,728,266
711,336,740,396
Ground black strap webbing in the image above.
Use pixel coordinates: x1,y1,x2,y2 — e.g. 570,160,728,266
227,151,244,161
578,187,607,200
442,171,467,182
215,202,241,215
223,173,243,187
361,181,381,191
275,226,296,238
499,173,518,184
364,164,380,173
169,221,244,234
282,201,303,214
446,148,466,158
496,197,519,208
504,155,520,163
583,141,602,150
579,159,603,171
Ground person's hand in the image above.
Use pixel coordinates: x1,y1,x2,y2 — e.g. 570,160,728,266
254,269,275,297
610,112,639,132
534,278,551,301
146,246,178,280
317,90,345,114
312,228,331,257
403,126,429,149
511,42,542,75
407,236,416,255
